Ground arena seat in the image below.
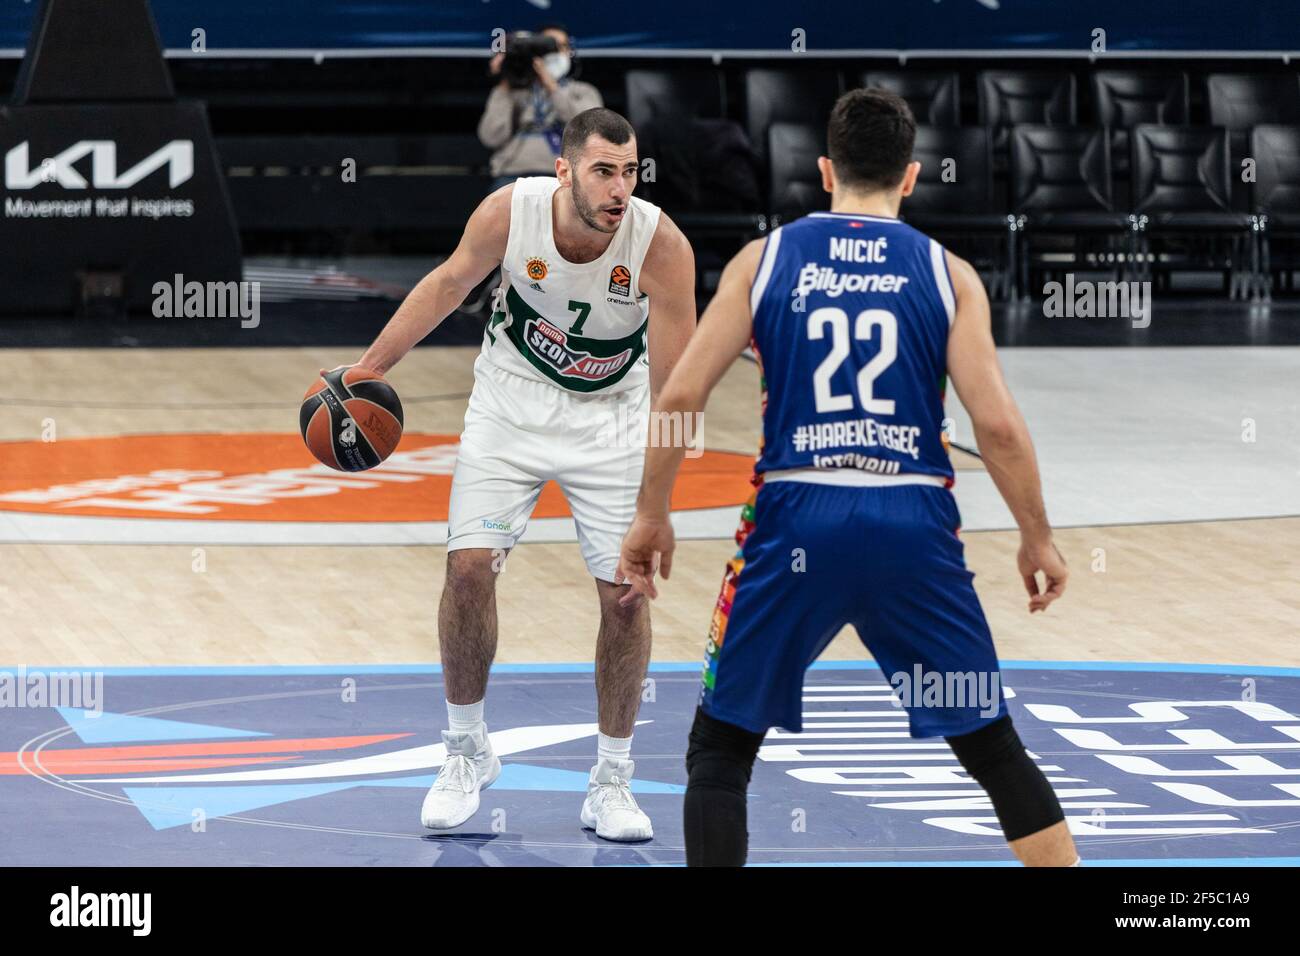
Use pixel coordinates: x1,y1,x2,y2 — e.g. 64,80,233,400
861,71,961,126
766,121,828,224
1090,71,1189,191
1009,126,1130,292
902,126,1018,299
1207,73,1300,210
744,67,843,169
977,70,1077,180
1129,125,1256,297
1251,124,1300,296
217,134,492,247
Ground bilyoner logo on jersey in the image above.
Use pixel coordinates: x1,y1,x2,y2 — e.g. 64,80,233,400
524,316,634,382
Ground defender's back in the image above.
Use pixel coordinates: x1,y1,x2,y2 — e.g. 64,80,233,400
748,211,956,487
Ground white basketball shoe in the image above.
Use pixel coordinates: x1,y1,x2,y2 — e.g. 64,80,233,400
420,726,501,830
580,757,654,842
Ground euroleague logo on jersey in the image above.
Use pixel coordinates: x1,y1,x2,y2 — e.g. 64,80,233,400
608,264,631,296
524,316,633,381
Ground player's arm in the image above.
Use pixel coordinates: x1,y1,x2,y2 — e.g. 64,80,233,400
638,213,698,404
944,251,1066,613
616,238,764,603
353,185,512,374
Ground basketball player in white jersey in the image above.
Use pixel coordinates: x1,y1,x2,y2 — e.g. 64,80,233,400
344,108,697,841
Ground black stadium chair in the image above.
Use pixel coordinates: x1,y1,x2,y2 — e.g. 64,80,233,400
1011,126,1116,217
745,68,842,168
217,134,491,246
624,67,761,264
623,68,728,209
1206,73,1300,131
1090,71,1189,192
1009,126,1130,291
624,68,727,134
1092,71,1189,127
977,71,1077,180
1129,125,1256,297
1206,73,1300,211
1131,126,1235,221
902,126,1017,299
907,127,996,220
861,71,961,126
767,121,828,223
1251,125,1300,296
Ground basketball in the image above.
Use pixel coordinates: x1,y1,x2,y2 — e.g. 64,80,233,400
300,366,404,471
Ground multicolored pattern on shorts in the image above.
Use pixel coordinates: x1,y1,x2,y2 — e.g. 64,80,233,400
700,337,767,704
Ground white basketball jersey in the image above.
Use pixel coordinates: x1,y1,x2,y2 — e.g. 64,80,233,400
477,176,661,394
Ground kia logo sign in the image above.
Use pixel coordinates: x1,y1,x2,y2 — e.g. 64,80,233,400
4,140,194,189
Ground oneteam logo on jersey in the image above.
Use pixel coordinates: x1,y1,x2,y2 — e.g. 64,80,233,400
608,264,631,297
524,316,633,382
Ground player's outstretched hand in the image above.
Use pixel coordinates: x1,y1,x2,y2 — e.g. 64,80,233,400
616,513,675,607
1017,536,1067,613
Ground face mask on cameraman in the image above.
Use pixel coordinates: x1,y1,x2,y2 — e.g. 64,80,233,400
542,51,571,81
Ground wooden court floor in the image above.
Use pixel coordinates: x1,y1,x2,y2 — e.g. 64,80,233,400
2,346,1298,668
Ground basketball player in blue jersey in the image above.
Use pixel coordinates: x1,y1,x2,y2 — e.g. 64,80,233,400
617,88,1081,867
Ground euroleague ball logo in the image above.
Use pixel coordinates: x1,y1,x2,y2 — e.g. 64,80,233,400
608,264,631,296
525,257,549,282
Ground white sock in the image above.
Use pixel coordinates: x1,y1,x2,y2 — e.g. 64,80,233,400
1069,857,1082,867
598,732,633,765
447,699,485,734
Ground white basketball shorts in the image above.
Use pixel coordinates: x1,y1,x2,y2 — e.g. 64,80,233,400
446,358,649,582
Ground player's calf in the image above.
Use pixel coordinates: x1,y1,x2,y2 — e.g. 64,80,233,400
945,714,1081,866
683,707,766,867
439,548,503,704
594,579,652,737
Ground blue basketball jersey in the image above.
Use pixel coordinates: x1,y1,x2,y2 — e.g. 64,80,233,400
748,211,956,485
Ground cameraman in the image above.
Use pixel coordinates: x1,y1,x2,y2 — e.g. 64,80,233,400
478,24,603,189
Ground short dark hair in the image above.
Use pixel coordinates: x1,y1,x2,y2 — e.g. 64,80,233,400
561,108,635,163
827,87,916,192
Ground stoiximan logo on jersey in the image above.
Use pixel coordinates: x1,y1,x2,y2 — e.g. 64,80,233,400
525,316,634,382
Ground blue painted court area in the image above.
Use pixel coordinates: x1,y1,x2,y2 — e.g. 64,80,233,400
3,662,1300,866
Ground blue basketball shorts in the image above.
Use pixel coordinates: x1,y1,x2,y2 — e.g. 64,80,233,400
699,478,1007,739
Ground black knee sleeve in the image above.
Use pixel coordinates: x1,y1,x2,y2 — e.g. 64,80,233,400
683,708,765,867
945,715,1065,842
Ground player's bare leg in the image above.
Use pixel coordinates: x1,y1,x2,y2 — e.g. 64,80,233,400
594,579,651,736
1010,820,1079,866
421,548,503,830
438,548,501,705
580,578,654,841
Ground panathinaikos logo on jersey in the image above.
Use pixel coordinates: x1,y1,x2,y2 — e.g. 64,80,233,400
490,285,646,392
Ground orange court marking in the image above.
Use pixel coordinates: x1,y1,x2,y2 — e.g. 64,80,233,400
0,433,756,522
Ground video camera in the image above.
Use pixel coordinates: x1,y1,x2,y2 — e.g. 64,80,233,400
501,31,560,89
